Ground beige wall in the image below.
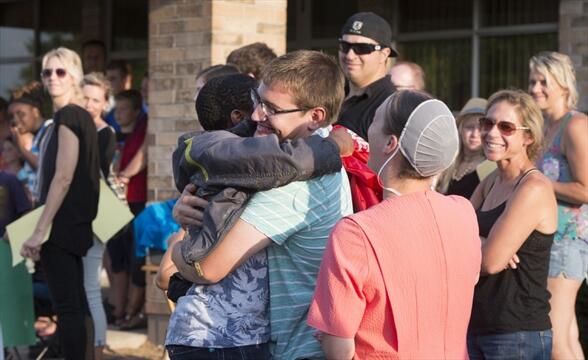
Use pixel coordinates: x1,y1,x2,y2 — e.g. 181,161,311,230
211,0,287,63
559,0,588,112
147,0,286,202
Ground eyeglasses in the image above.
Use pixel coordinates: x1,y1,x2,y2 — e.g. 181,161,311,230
479,117,529,136
41,68,67,79
338,39,384,55
250,88,309,118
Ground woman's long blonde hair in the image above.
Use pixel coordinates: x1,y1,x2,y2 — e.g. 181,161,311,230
42,47,84,105
437,99,486,194
529,51,578,110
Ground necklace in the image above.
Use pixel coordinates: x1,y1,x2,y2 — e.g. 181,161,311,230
453,156,484,181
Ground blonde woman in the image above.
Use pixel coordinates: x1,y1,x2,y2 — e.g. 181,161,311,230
438,98,488,198
530,51,588,360
81,72,116,360
20,47,100,360
467,90,557,359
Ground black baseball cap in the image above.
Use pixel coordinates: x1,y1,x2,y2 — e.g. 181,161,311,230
340,12,398,57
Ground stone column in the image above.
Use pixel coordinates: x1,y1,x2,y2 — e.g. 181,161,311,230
559,0,588,112
147,0,286,202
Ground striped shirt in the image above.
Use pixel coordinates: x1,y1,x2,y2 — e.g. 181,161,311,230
241,170,352,359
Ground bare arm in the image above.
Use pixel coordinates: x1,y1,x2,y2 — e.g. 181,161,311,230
11,128,38,169
321,334,355,360
119,139,147,183
172,218,271,283
481,175,556,275
155,230,184,290
21,125,78,259
555,114,588,204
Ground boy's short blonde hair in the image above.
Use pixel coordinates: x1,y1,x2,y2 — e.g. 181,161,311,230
260,50,345,126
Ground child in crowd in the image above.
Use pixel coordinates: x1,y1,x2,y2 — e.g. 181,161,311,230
105,89,148,329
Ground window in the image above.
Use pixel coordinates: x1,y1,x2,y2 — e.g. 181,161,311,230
479,33,557,99
0,0,148,99
287,0,559,110
0,1,35,99
107,0,148,89
400,39,471,110
399,0,472,32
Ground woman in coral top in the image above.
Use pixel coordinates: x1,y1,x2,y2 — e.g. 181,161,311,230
308,90,482,359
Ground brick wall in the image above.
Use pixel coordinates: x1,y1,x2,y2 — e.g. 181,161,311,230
560,0,588,112
211,0,287,63
147,0,286,202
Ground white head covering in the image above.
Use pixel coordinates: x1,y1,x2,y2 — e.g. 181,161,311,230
377,98,459,195
398,99,459,177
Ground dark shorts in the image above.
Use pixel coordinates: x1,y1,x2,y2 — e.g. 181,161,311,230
106,201,145,277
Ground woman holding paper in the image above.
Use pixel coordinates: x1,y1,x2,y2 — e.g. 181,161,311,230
20,47,100,360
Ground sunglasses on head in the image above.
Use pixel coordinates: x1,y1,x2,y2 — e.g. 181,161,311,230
479,117,529,136
338,39,385,55
41,68,67,79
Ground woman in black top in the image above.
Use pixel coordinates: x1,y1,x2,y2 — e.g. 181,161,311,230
81,72,116,360
21,47,99,360
438,98,487,198
467,89,557,360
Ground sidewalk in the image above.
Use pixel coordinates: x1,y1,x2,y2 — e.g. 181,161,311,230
105,326,165,360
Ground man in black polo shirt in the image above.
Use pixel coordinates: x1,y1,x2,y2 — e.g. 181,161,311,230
336,12,398,140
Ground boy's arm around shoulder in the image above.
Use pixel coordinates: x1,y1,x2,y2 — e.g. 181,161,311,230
174,130,343,191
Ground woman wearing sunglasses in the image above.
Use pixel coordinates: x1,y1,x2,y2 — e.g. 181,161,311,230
530,51,588,360
467,89,557,359
20,47,100,360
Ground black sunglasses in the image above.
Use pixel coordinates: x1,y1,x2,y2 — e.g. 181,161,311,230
41,68,67,79
338,39,385,55
479,117,529,136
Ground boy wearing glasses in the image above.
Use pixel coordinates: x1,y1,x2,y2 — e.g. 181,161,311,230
169,50,353,359
337,12,397,141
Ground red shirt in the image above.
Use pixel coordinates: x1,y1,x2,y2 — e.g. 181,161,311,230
120,114,147,203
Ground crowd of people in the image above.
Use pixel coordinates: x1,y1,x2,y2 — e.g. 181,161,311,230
1,9,586,360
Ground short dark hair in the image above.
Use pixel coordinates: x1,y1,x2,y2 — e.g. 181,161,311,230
226,42,277,79
196,74,257,131
9,81,45,111
106,59,131,77
196,64,239,83
115,89,142,110
383,90,434,179
81,39,106,53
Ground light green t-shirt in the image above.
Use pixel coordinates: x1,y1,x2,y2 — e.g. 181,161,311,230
241,170,352,359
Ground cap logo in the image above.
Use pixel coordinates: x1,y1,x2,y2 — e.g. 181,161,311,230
352,21,363,31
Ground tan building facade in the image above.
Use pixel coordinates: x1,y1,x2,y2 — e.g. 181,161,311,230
147,0,287,201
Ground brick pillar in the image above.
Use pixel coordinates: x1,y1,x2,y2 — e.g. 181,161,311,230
147,0,286,202
559,0,588,112
211,0,287,63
